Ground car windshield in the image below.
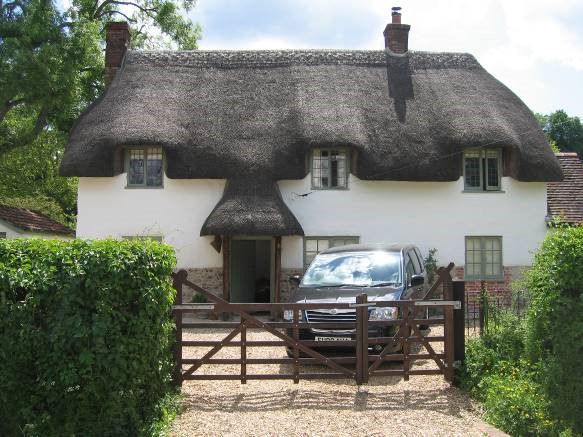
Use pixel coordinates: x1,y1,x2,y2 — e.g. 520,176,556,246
301,251,402,287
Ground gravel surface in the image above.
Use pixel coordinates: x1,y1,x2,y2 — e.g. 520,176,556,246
170,327,490,437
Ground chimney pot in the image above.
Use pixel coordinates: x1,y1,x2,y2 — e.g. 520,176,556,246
384,7,410,54
105,22,131,85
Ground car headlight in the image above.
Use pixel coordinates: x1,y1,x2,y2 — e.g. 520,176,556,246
369,307,398,321
283,309,303,321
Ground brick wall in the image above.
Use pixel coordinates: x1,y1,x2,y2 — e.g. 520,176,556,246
452,265,527,306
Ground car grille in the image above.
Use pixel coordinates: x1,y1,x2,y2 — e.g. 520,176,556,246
305,310,357,323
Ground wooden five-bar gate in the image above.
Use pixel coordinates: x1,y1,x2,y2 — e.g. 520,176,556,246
171,264,464,386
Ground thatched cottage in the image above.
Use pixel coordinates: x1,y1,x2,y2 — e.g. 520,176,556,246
60,11,562,303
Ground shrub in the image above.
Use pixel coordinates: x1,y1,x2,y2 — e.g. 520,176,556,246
0,239,177,436
460,311,525,397
481,363,555,436
524,225,583,434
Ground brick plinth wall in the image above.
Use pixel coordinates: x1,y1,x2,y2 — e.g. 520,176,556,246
181,267,303,303
452,266,527,307
183,268,223,302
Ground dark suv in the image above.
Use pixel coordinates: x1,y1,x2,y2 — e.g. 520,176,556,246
284,243,428,354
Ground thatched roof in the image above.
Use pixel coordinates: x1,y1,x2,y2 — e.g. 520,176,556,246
200,178,303,236
60,49,563,235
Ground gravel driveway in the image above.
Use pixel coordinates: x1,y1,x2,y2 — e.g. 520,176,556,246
170,327,493,437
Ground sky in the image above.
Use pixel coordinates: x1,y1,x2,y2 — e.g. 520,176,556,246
189,0,583,118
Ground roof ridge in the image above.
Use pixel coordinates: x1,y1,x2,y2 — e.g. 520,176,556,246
126,49,481,70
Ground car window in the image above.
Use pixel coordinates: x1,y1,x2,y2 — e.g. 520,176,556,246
301,250,402,287
405,254,415,285
409,250,422,274
414,248,425,272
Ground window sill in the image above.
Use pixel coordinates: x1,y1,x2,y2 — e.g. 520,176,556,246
462,190,505,194
125,185,164,189
310,186,349,191
464,277,505,282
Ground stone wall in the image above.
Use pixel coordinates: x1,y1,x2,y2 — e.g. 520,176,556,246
182,268,223,302
279,268,303,302
180,267,303,303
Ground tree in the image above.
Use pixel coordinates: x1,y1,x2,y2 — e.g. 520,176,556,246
535,110,583,156
0,0,201,224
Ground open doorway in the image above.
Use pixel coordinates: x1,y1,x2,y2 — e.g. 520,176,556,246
230,238,272,303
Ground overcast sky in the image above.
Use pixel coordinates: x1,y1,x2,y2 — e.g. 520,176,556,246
189,0,583,118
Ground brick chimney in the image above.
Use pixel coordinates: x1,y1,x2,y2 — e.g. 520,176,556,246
105,22,130,85
383,7,410,54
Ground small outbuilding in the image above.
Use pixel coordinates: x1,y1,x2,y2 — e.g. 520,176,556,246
0,204,74,240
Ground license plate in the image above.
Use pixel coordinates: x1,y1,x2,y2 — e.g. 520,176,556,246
315,336,351,342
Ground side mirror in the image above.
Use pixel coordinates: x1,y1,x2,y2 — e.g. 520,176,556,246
289,274,302,286
411,274,424,287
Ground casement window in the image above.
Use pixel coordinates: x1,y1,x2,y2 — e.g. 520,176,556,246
126,147,164,188
304,236,359,269
463,149,502,191
122,235,163,242
465,236,503,280
311,149,349,189
0,232,6,239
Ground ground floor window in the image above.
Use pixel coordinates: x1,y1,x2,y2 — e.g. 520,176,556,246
0,232,6,238
465,236,503,280
122,235,163,242
304,236,359,269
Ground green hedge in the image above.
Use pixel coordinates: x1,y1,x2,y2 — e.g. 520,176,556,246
525,225,583,434
460,225,583,436
0,239,177,436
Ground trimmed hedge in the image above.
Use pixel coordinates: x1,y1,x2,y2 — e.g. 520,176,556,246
0,239,177,436
525,225,583,434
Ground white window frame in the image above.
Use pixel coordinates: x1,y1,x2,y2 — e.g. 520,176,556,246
303,236,360,270
311,148,349,190
125,146,164,188
463,148,502,192
465,236,503,280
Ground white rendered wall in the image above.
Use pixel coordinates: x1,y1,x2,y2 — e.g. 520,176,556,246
278,175,548,270
76,175,226,268
76,173,547,271
0,220,23,238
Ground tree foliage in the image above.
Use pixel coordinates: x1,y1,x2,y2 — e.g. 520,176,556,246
0,0,201,223
535,110,583,156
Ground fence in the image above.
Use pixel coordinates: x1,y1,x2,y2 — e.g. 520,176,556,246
464,281,529,336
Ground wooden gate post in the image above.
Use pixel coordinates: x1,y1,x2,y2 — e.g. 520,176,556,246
171,270,187,387
355,293,369,385
453,281,465,364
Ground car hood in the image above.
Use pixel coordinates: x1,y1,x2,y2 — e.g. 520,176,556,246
291,286,403,304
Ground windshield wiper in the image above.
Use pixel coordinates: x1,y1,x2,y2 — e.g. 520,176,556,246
369,282,400,287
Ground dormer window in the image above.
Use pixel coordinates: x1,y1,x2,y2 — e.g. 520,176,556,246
126,147,163,188
311,148,348,189
463,148,501,191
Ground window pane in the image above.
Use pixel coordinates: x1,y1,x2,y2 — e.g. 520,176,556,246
486,156,500,189
317,239,329,251
306,239,317,252
464,156,481,188
465,237,482,278
128,149,145,185
146,147,163,187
